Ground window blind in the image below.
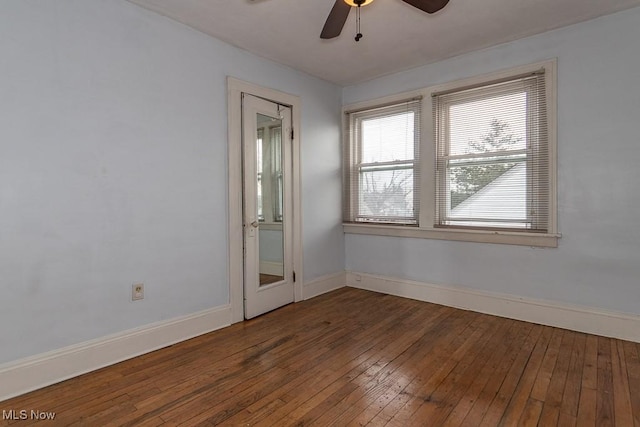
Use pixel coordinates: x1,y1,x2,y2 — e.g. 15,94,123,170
433,71,549,231
344,99,421,224
270,126,283,222
257,128,264,221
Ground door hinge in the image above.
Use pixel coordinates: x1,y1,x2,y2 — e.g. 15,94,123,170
290,128,294,140
293,271,296,282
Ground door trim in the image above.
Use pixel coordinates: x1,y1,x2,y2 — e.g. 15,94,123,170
227,77,304,323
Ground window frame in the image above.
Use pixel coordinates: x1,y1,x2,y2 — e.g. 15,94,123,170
257,123,284,226
435,76,544,231
348,102,420,225
342,59,559,247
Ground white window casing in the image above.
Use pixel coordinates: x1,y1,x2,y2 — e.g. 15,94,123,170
344,99,422,225
343,60,559,247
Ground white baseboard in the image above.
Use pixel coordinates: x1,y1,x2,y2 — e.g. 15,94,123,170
303,271,346,300
5,272,637,402
347,271,640,343
260,261,284,276
0,305,232,402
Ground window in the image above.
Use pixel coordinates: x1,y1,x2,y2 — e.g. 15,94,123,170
343,60,558,247
270,126,283,222
343,100,421,225
257,125,283,223
257,128,264,221
434,70,549,232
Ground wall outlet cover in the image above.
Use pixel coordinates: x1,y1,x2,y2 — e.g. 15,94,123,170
132,283,144,301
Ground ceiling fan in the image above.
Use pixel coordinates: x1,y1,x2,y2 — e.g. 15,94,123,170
321,0,450,41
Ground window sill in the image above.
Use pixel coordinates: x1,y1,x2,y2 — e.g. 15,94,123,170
343,223,560,248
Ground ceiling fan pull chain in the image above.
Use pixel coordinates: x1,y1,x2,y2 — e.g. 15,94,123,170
355,4,363,42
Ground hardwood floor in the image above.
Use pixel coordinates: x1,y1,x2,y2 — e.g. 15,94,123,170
259,274,283,286
2,288,639,426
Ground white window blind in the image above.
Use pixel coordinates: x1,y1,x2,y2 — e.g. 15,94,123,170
433,71,549,232
270,126,283,222
257,125,283,223
344,99,421,225
257,128,264,222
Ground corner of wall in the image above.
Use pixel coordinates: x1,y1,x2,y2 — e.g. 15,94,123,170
303,271,347,300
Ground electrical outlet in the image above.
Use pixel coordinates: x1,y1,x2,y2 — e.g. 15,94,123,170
132,283,144,301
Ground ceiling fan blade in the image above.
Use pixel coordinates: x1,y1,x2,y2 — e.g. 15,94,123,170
401,0,450,14
321,0,352,39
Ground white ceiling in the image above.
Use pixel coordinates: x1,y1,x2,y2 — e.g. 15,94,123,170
128,0,640,86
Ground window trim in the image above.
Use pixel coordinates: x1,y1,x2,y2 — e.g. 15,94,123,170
435,73,545,231
342,59,559,247
257,123,284,224
347,101,421,225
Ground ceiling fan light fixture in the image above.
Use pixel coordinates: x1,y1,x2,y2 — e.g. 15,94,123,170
343,0,375,7
322,0,448,41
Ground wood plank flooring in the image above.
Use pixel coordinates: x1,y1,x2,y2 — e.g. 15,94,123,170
1,288,639,426
259,274,283,286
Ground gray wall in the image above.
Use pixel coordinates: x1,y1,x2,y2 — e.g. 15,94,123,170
0,0,343,364
343,7,640,315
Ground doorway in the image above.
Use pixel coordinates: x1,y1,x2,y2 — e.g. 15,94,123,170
227,78,303,322
242,94,293,318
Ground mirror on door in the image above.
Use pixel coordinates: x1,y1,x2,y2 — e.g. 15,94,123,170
256,113,285,286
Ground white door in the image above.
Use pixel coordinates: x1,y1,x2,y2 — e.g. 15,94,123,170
242,94,294,319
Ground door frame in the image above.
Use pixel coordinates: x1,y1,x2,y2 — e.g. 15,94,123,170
227,77,304,323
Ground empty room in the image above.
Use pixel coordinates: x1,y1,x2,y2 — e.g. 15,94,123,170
1,0,639,425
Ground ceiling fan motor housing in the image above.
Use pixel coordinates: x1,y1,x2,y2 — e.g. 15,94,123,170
344,0,374,6
322,0,449,40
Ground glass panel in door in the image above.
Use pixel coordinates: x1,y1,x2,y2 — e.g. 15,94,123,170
256,114,284,286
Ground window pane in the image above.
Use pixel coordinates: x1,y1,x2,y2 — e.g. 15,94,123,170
448,161,527,225
449,93,526,156
257,173,263,221
257,129,263,221
435,80,545,230
358,168,414,220
361,112,415,163
271,127,283,222
344,99,421,225
257,129,263,173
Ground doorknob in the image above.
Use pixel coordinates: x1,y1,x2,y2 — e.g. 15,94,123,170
251,221,259,228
